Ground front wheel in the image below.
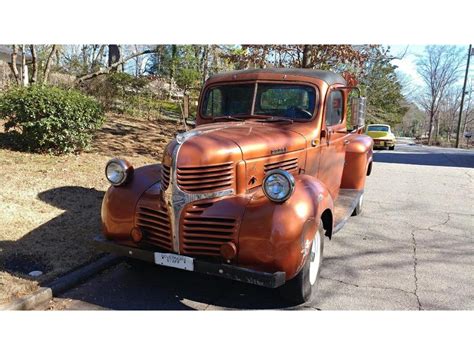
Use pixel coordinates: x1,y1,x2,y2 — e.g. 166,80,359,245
351,192,364,216
389,145,395,150
279,221,325,304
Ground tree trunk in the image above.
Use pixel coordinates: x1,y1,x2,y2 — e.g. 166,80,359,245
427,111,434,145
108,45,121,72
302,45,311,68
201,45,209,84
168,45,177,100
43,45,57,84
9,45,20,85
56,46,61,66
92,45,106,70
30,45,38,84
21,45,26,86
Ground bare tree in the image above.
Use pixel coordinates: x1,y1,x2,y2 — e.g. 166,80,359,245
200,45,210,84
417,45,464,145
43,45,58,84
302,45,311,68
76,49,155,83
9,45,20,84
462,80,474,134
108,45,121,72
21,45,26,86
439,87,462,142
30,45,38,84
168,45,177,99
92,45,106,71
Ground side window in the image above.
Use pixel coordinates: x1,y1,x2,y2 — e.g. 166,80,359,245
325,90,344,126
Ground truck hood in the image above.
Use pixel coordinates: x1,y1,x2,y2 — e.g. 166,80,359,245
176,122,307,166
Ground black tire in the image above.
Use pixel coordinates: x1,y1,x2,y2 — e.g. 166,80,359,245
279,221,325,304
389,145,395,150
351,192,364,216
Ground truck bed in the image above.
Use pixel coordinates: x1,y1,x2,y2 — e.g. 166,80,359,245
333,189,364,234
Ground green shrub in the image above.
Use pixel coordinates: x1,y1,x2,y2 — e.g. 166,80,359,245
0,85,104,154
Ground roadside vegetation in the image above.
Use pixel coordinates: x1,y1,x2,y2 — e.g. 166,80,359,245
0,85,104,153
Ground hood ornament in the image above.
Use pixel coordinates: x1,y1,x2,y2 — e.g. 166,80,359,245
271,147,287,155
176,130,201,144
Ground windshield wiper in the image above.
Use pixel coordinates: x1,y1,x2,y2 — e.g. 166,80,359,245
256,116,294,124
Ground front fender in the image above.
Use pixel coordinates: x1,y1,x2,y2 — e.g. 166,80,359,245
237,175,333,280
101,164,162,240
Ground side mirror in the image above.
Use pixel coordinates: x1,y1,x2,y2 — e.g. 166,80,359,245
350,97,367,129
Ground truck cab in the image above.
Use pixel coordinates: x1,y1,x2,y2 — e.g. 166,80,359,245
97,68,373,304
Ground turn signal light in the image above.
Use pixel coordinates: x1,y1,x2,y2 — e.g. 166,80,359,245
220,242,237,260
131,227,143,242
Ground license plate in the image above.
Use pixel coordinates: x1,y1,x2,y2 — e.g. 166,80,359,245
154,252,194,271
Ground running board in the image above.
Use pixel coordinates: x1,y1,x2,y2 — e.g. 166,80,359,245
333,189,363,235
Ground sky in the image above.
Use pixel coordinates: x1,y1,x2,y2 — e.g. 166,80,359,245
388,45,426,87
387,44,473,95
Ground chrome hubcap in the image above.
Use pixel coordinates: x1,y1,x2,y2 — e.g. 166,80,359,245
309,230,322,285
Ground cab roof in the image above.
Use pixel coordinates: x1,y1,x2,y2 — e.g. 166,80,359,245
208,68,347,86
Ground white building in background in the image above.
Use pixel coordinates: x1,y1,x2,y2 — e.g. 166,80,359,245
0,45,32,88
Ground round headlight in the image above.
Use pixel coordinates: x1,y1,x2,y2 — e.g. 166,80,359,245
105,158,133,186
263,169,295,203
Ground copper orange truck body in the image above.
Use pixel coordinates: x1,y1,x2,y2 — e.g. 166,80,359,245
96,68,373,303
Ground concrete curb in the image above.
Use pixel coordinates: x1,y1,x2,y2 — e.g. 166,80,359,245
47,254,122,295
0,254,122,310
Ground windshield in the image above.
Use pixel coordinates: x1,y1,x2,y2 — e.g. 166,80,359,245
368,125,389,132
202,83,317,120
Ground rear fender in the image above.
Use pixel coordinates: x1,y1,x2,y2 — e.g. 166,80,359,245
238,175,333,280
341,134,373,189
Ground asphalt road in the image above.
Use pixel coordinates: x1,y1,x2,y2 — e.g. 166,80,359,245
43,139,474,310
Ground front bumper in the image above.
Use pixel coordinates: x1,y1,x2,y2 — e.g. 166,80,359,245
373,140,395,148
93,235,286,289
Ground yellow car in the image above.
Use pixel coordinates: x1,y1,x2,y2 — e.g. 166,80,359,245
366,124,396,150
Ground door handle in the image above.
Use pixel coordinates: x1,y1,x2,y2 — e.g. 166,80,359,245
344,139,350,145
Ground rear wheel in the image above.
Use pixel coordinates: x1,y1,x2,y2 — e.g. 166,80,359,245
279,221,325,304
389,145,395,150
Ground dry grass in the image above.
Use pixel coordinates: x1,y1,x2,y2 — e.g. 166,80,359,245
0,114,179,305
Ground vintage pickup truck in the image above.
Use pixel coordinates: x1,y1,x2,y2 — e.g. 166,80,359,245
95,68,373,304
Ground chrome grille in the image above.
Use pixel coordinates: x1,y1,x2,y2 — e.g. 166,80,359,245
136,206,173,251
181,202,236,257
264,158,298,174
177,162,233,193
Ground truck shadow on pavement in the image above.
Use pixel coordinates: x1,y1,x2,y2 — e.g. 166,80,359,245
59,261,302,310
0,186,105,286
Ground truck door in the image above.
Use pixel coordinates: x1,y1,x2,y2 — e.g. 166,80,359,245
318,89,347,200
